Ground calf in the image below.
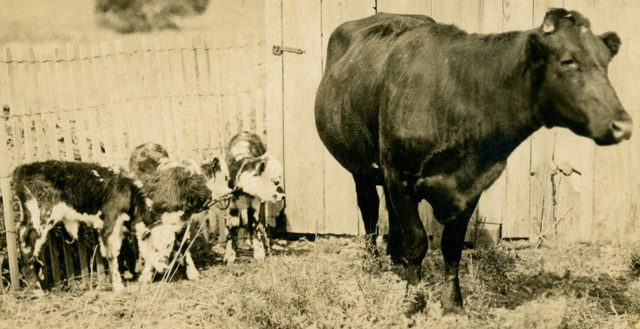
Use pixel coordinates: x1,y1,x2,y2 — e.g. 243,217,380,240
12,160,172,292
223,132,285,265
129,144,231,281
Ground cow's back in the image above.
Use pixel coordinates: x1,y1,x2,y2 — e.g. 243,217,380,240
316,13,435,174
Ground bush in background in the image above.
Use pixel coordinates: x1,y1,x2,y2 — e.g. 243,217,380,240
95,0,210,33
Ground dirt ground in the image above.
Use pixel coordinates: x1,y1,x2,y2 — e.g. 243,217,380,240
2,235,640,329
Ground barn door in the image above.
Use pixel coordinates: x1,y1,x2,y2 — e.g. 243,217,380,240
265,0,374,234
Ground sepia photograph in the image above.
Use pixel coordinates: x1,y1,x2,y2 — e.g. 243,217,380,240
1,0,639,328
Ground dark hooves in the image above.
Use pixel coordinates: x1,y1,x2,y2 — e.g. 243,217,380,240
404,292,427,316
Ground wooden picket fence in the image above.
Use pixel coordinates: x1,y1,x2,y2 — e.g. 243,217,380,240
0,32,267,290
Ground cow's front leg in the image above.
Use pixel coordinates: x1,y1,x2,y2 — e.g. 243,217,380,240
384,170,427,315
439,197,479,314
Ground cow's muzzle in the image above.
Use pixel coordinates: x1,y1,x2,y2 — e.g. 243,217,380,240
610,117,633,142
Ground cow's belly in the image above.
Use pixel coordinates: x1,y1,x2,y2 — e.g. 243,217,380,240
315,78,379,175
414,159,506,223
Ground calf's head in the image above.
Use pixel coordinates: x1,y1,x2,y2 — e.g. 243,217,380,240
201,157,232,201
235,154,285,202
530,8,632,145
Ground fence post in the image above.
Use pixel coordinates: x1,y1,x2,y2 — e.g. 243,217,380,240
1,110,20,290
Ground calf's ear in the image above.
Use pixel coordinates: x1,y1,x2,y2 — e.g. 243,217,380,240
600,32,621,57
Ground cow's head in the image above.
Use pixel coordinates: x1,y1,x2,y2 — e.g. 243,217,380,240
235,154,285,202
530,8,632,145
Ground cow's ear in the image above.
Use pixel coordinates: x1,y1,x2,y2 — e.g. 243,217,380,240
600,32,621,57
528,33,548,67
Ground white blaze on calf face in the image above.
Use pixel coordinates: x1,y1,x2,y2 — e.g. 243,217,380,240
206,158,232,200
236,155,285,202
136,211,184,275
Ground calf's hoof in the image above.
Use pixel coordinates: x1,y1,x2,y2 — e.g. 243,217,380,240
112,282,126,293
223,246,237,265
186,266,200,281
252,239,266,261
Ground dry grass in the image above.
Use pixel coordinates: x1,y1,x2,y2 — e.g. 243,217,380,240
2,236,640,329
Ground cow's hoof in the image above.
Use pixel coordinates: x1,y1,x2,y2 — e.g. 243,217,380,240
404,294,426,316
186,267,200,281
442,305,465,316
404,286,427,316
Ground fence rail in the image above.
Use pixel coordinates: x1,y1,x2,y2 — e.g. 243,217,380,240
0,32,268,290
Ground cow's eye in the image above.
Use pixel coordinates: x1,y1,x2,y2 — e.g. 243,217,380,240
560,58,576,66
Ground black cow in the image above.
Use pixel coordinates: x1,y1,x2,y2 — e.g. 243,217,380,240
315,9,632,314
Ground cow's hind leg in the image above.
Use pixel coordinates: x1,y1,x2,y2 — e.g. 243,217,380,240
439,197,479,314
353,173,380,257
384,170,428,315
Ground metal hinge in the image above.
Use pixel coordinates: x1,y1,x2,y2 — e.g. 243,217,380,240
272,45,305,56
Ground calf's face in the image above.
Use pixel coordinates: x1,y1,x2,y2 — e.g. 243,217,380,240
201,157,233,201
532,9,632,145
236,155,285,202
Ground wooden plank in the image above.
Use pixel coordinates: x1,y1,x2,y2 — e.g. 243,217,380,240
528,0,563,244
37,48,60,161
26,48,49,161
377,0,431,15
0,102,20,289
580,0,629,244
282,0,325,233
53,48,76,162
165,36,189,160
4,47,25,166
192,34,211,153
48,231,62,285
78,44,102,162
608,3,640,244
62,241,75,283
88,43,112,162
113,40,135,154
149,37,176,155
205,35,227,152
265,0,285,164
76,228,89,288
498,0,533,238
65,44,90,162
179,36,200,159
431,0,482,32
100,42,126,163
319,0,375,235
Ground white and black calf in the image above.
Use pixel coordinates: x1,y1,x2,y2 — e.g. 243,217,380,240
223,132,285,265
12,160,172,292
130,145,231,281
